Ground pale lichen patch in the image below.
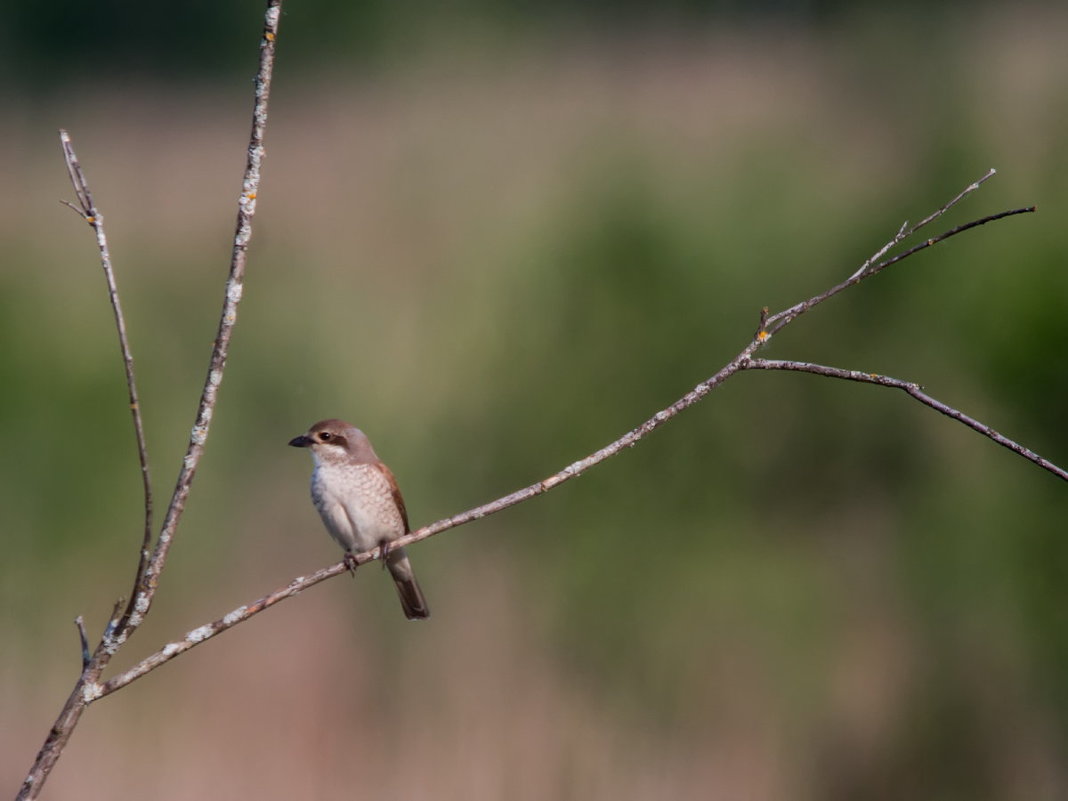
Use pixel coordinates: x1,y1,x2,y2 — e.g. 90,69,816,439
223,607,247,626
187,625,213,644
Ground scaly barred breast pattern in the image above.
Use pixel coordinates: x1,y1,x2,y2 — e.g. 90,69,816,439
311,462,405,554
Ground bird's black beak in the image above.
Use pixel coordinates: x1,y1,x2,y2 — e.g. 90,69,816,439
288,434,312,448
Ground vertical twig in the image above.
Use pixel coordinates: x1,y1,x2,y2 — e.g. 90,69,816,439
119,0,283,638
16,4,284,799
59,131,154,637
74,617,90,670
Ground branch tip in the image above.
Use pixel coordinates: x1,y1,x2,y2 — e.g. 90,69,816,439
745,359,1066,482
74,617,90,670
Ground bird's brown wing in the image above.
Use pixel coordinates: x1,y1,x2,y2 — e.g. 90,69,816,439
377,462,411,533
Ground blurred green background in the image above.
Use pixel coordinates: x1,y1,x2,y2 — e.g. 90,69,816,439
3,1,1067,798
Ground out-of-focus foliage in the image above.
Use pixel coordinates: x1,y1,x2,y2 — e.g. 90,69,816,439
2,4,1066,800
2,0,1000,87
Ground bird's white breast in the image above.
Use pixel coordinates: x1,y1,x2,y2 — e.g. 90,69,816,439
310,460,404,554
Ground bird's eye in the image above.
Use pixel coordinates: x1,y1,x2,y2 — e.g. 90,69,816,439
319,432,332,441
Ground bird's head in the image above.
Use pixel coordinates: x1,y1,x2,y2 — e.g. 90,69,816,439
288,419,378,464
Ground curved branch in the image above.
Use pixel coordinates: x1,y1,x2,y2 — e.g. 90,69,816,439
743,359,1068,483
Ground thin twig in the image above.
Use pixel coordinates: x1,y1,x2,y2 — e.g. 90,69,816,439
743,359,1068,482
848,219,909,281
848,167,998,281
767,166,1007,334
119,0,283,640
913,169,998,235
762,205,1034,338
102,563,350,695
59,130,154,638
16,5,284,800
92,172,1054,695
869,206,1036,275
74,618,90,671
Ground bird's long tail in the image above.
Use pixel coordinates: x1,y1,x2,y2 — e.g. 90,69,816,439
386,547,430,620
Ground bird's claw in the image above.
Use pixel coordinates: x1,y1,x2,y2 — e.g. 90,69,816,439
343,552,359,575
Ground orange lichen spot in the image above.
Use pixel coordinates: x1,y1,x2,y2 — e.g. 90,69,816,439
85,216,96,224
265,32,275,41
757,330,770,342
246,192,257,200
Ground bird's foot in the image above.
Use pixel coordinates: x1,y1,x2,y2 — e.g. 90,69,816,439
343,552,359,576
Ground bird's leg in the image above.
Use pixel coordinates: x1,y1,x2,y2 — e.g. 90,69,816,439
378,538,391,571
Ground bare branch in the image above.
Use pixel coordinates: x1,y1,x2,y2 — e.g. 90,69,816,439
58,130,154,638
85,171,1057,696
762,205,1034,338
102,562,349,695
868,206,1035,276
16,4,285,799
743,359,1068,483
764,169,1032,337
912,168,998,236
848,167,999,282
122,0,283,640
848,219,910,281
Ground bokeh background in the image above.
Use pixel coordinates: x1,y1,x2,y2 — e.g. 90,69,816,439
3,1,1067,798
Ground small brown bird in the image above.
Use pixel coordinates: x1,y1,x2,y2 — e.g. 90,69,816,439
289,419,430,620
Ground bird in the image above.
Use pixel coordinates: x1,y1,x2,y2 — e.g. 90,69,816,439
289,419,430,620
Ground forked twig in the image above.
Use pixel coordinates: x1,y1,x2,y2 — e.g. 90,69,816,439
95,173,1054,698
763,204,1035,338
764,167,1034,337
59,130,154,636
16,3,284,799
847,168,998,281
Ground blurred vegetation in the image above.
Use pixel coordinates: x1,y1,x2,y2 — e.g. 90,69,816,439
4,0,989,88
2,3,1067,800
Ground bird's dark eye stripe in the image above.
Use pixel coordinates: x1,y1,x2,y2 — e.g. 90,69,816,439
319,432,332,440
